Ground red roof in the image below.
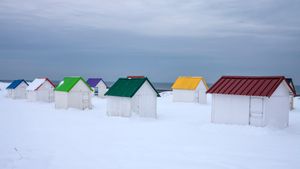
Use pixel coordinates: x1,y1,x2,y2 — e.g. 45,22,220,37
207,76,295,97
127,76,145,79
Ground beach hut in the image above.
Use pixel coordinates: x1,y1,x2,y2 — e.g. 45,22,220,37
26,78,55,102
87,78,107,97
6,79,28,99
105,77,160,118
286,78,297,110
54,77,93,110
207,76,296,128
171,76,208,104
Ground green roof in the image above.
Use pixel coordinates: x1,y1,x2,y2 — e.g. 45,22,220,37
105,77,160,98
54,77,93,92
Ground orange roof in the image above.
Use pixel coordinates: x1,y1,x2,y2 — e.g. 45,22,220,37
171,76,208,90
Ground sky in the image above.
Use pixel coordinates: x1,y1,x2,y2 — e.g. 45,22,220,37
0,0,299,84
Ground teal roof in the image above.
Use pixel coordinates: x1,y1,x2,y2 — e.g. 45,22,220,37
105,77,160,98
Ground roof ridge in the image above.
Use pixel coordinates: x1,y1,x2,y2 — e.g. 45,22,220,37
178,76,203,78
221,76,285,79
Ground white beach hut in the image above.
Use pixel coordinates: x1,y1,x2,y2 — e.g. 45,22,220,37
87,78,107,97
172,76,208,104
207,76,296,128
54,77,93,110
105,77,160,118
26,78,55,102
6,79,28,99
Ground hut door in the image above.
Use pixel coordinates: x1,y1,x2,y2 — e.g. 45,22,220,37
94,87,99,96
82,92,89,109
250,97,264,126
195,91,199,102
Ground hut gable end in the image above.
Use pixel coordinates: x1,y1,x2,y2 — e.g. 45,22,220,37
134,80,157,97
271,82,290,97
70,79,93,92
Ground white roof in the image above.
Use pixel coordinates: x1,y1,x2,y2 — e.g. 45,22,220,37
26,78,46,91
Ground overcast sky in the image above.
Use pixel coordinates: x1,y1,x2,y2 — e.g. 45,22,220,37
0,0,299,84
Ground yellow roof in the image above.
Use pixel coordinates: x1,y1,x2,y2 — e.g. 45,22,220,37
171,76,208,90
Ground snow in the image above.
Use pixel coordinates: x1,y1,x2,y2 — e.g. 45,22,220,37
57,80,64,87
26,78,46,91
0,82,300,169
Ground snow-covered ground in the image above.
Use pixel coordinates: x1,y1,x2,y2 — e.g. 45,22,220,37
0,82,300,169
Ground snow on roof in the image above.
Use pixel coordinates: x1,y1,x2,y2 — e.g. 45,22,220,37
26,78,47,91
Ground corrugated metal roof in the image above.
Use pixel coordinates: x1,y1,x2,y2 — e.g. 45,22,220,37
6,79,28,89
55,77,92,92
207,76,295,97
171,76,208,90
105,77,160,98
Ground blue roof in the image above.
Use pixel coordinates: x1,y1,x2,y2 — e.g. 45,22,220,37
6,79,28,89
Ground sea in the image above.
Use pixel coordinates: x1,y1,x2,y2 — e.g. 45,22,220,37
1,80,300,95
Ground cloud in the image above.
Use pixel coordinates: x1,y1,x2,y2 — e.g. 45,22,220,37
0,0,299,84
0,0,299,38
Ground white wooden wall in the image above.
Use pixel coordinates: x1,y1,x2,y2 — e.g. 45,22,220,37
106,81,157,118
95,81,107,97
131,81,157,118
212,94,250,125
107,96,131,117
173,89,196,102
69,80,92,110
55,91,68,109
36,80,54,102
11,82,27,99
264,82,290,128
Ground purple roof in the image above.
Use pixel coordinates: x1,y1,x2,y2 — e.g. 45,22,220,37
87,78,106,87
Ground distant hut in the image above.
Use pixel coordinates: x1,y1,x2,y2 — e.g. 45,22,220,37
207,76,296,128
6,79,28,99
286,78,297,110
54,77,93,110
87,78,107,97
105,77,160,118
171,76,208,104
26,78,55,102
127,76,145,78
